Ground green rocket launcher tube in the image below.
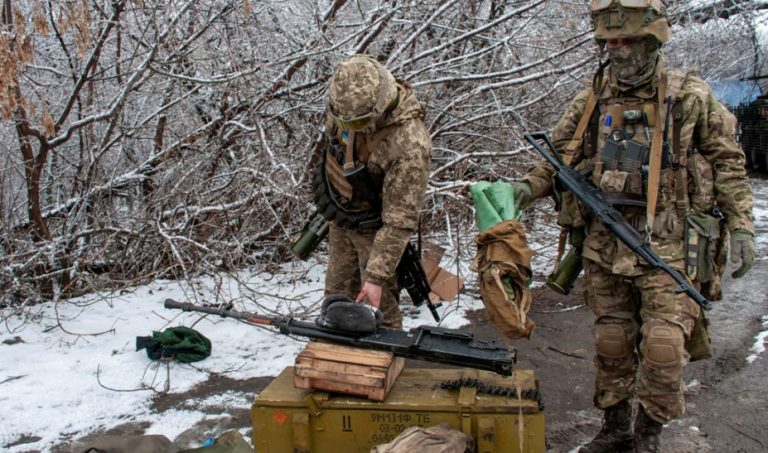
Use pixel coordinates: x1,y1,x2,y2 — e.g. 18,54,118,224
290,211,330,260
546,247,583,295
546,228,585,295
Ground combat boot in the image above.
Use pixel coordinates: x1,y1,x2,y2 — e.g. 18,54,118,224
578,400,634,453
634,405,663,453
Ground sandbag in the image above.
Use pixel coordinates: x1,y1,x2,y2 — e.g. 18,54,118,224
179,430,253,453
370,423,473,453
473,220,535,340
73,434,180,453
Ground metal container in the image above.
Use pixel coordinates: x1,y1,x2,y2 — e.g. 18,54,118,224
252,367,545,453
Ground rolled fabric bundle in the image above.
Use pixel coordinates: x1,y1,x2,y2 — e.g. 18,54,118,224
482,181,520,221
469,181,503,233
473,219,535,340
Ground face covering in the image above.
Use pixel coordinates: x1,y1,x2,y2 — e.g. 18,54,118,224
607,38,659,87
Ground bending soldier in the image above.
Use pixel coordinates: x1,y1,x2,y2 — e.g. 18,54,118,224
510,1,755,452
314,55,432,329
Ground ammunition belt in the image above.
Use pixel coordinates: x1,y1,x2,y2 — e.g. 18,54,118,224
439,378,544,411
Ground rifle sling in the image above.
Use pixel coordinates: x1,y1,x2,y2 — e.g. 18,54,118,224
667,69,692,219
564,91,598,166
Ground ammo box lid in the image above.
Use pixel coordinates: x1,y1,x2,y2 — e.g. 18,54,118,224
255,367,541,414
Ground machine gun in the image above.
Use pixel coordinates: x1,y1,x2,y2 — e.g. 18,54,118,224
396,242,443,322
164,299,514,376
523,131,712,311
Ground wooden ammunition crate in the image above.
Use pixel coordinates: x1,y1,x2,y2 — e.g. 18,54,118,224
252,367,545,453
294,342,405,401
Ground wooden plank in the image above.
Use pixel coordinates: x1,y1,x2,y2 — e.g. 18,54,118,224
293,342,405,401
295,357,388,380
295,364,386,387
384,357,405,393
302,378,383,400
299,342,394,367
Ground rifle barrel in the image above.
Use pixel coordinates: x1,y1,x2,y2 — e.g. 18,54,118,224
163,299,277,324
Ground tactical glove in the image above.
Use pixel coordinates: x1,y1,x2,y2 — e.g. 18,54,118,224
730,229,755,279
510,181,532,209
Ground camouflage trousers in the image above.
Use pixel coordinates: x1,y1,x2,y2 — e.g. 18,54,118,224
583,260,700,423
326,224,402,329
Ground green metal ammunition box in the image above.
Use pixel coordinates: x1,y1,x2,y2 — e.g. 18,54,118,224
252,367,545,453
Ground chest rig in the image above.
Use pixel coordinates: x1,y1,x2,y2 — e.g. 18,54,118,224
565,69,692,221
312,126,383,231
551,69,694,278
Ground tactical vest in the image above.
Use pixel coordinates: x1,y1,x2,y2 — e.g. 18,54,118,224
312,126,383,231
313,87,406,231
559,68,726,299
557,68,711,228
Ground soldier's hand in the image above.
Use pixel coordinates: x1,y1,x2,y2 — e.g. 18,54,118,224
356,281,382,308
730,230,755,279
511,181,532,209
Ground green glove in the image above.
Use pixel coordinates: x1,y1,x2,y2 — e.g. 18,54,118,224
510,181,532,210
730,229,755,279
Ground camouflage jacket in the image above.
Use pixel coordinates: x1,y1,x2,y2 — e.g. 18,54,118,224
323,81,432,285
523,57,754,274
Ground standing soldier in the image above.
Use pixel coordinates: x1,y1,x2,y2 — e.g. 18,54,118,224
510,1,755,452
313,54,431,329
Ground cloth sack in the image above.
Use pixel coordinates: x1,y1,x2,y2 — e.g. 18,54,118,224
73,434,180,453
179,430,253,453
473,219,535,340
370,423,473,453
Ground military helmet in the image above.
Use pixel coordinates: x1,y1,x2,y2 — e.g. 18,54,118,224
591,0,671,44
328,54,398,131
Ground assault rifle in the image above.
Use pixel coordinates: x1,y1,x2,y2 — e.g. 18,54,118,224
523,132,712,311
397,242,443,322
164,299,514,376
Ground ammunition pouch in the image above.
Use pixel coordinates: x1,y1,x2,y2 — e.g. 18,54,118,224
685,211,727,300
313,152,382,231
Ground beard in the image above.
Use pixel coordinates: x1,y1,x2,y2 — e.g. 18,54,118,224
607,38,659,87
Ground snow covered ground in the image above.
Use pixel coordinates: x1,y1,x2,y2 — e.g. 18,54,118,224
0,256,485,451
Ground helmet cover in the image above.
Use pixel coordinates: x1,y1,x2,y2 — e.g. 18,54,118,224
591,0,671,44
328,54,398,129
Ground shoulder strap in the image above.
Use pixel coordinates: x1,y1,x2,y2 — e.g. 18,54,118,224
563,91,598,166
667,69,693,218
646,68,694,226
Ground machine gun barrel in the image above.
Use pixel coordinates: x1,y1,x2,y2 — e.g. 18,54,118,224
165,299,514,375
523,132,711,312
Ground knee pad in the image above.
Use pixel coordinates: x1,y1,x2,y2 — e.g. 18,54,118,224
595,322,632,359
641,320,684,366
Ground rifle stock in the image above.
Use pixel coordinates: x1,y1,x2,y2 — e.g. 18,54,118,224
523,132,712,311
164,298,514,375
